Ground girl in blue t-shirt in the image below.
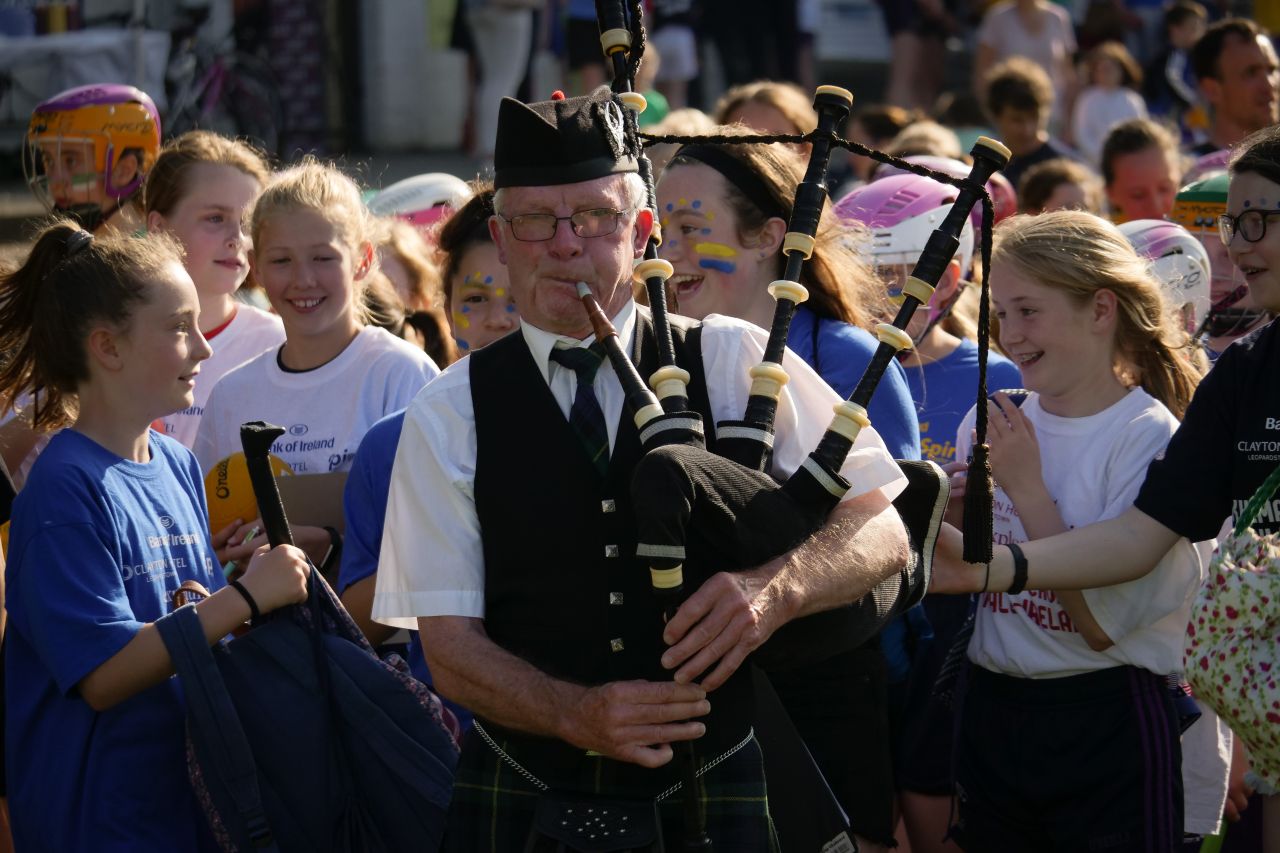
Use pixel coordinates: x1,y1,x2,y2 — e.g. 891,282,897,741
0,221,309,852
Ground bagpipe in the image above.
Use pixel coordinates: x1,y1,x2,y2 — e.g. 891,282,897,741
587,2,1010,851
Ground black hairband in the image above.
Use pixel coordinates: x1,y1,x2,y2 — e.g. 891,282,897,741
65,229,93,256
672,144,787,222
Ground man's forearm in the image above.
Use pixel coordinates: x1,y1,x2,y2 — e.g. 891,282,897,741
756,489,909,624
419,615,582,740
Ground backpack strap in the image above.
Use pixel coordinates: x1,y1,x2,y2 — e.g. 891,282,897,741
156,604,279,851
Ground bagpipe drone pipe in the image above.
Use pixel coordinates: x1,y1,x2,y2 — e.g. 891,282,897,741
591,0,1009,664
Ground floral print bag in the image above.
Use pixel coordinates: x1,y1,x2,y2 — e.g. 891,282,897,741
1185,462,1280,792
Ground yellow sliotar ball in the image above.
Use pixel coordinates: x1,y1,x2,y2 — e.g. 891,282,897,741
204,452,294,535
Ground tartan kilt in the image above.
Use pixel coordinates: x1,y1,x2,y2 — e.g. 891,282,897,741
443,725,779,852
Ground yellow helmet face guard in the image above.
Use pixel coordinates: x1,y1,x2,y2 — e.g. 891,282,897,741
24,102,160,212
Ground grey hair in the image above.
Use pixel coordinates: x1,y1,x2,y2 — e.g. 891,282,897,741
493,172,650,216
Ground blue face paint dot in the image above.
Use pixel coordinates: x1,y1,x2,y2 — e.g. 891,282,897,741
692,199,702,209
1245,200,1253,207
461,306,470,314
665,203,673,212
457,339,470,350
701,227,712,235
506,304,516,313
484,275,493,284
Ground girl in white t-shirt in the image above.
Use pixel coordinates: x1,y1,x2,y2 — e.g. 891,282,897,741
145,131,285,452
194,159,438,568
950,211,1205,852
1070,41,1148,168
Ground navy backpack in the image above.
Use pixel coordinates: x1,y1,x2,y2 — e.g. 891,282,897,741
156,422,458,851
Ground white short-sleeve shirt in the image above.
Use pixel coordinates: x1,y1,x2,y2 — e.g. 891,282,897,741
372,302,907,629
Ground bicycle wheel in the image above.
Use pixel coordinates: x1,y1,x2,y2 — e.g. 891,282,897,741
223,52,284,157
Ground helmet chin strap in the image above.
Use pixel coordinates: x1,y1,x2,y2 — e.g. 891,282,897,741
1202,307,1272,340
1195,283,1270,342
56,197,125,233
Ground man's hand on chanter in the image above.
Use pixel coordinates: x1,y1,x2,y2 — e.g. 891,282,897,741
660,570,779,691
562,679,711,768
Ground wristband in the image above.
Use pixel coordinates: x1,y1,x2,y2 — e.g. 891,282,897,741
229,579,262,622
1005,542,1029,595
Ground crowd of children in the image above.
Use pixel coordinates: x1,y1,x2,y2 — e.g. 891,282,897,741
0,4,1277,851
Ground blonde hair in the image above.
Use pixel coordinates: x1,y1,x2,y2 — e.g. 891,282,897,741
714,81,817,135
646,109,717,176
666,129,886,328
992,211,1204,418
251,158,375,253
378,218,444,313
884,120,963,160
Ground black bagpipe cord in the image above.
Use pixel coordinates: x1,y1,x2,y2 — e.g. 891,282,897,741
636,126,998,563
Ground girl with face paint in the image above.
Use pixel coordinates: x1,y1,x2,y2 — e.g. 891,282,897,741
656,134,920,853
436,184,519,353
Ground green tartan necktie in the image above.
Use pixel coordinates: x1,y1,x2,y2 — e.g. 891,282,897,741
550,343,610,477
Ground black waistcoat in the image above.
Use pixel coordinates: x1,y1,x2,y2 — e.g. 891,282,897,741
472,310,712,687
471,310,756,787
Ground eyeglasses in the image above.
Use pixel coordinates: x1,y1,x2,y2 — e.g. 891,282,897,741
1218,209,1280,245
498,208,629,242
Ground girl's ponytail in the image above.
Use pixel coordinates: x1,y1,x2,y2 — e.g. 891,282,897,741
0,222,93,428
0,219,183,430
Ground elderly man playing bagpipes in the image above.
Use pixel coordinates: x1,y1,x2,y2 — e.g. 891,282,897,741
368,83,926,849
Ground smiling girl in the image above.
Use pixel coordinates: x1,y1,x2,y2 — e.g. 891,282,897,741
948,210,1206,851
145,131,284,450
193,160,439,478
0,222,309,851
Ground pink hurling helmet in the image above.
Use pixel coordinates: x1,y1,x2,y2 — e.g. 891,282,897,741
1118,219,1212,336
874,154,1017,228
836,172,976,334
367,172,471,231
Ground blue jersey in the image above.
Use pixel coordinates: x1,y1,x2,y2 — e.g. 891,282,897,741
904,339,1023,465
5,429,223,853
786,305,921,461
338,411,472,728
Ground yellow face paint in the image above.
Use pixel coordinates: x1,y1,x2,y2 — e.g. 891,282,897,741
693,242,738,258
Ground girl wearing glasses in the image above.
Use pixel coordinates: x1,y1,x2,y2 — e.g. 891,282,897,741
192,160,439,564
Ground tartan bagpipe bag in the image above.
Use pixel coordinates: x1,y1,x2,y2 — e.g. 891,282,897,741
1185,462,1280,793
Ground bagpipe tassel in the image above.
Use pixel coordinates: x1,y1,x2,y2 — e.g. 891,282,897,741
962,442,995,564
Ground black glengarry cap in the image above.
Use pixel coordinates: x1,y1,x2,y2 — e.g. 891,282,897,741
493,88,639,189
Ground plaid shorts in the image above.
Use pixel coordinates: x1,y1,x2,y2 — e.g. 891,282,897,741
443,724,779,852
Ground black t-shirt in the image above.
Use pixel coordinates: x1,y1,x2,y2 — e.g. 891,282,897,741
1001,138,1078,196
1136,319,1280,539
